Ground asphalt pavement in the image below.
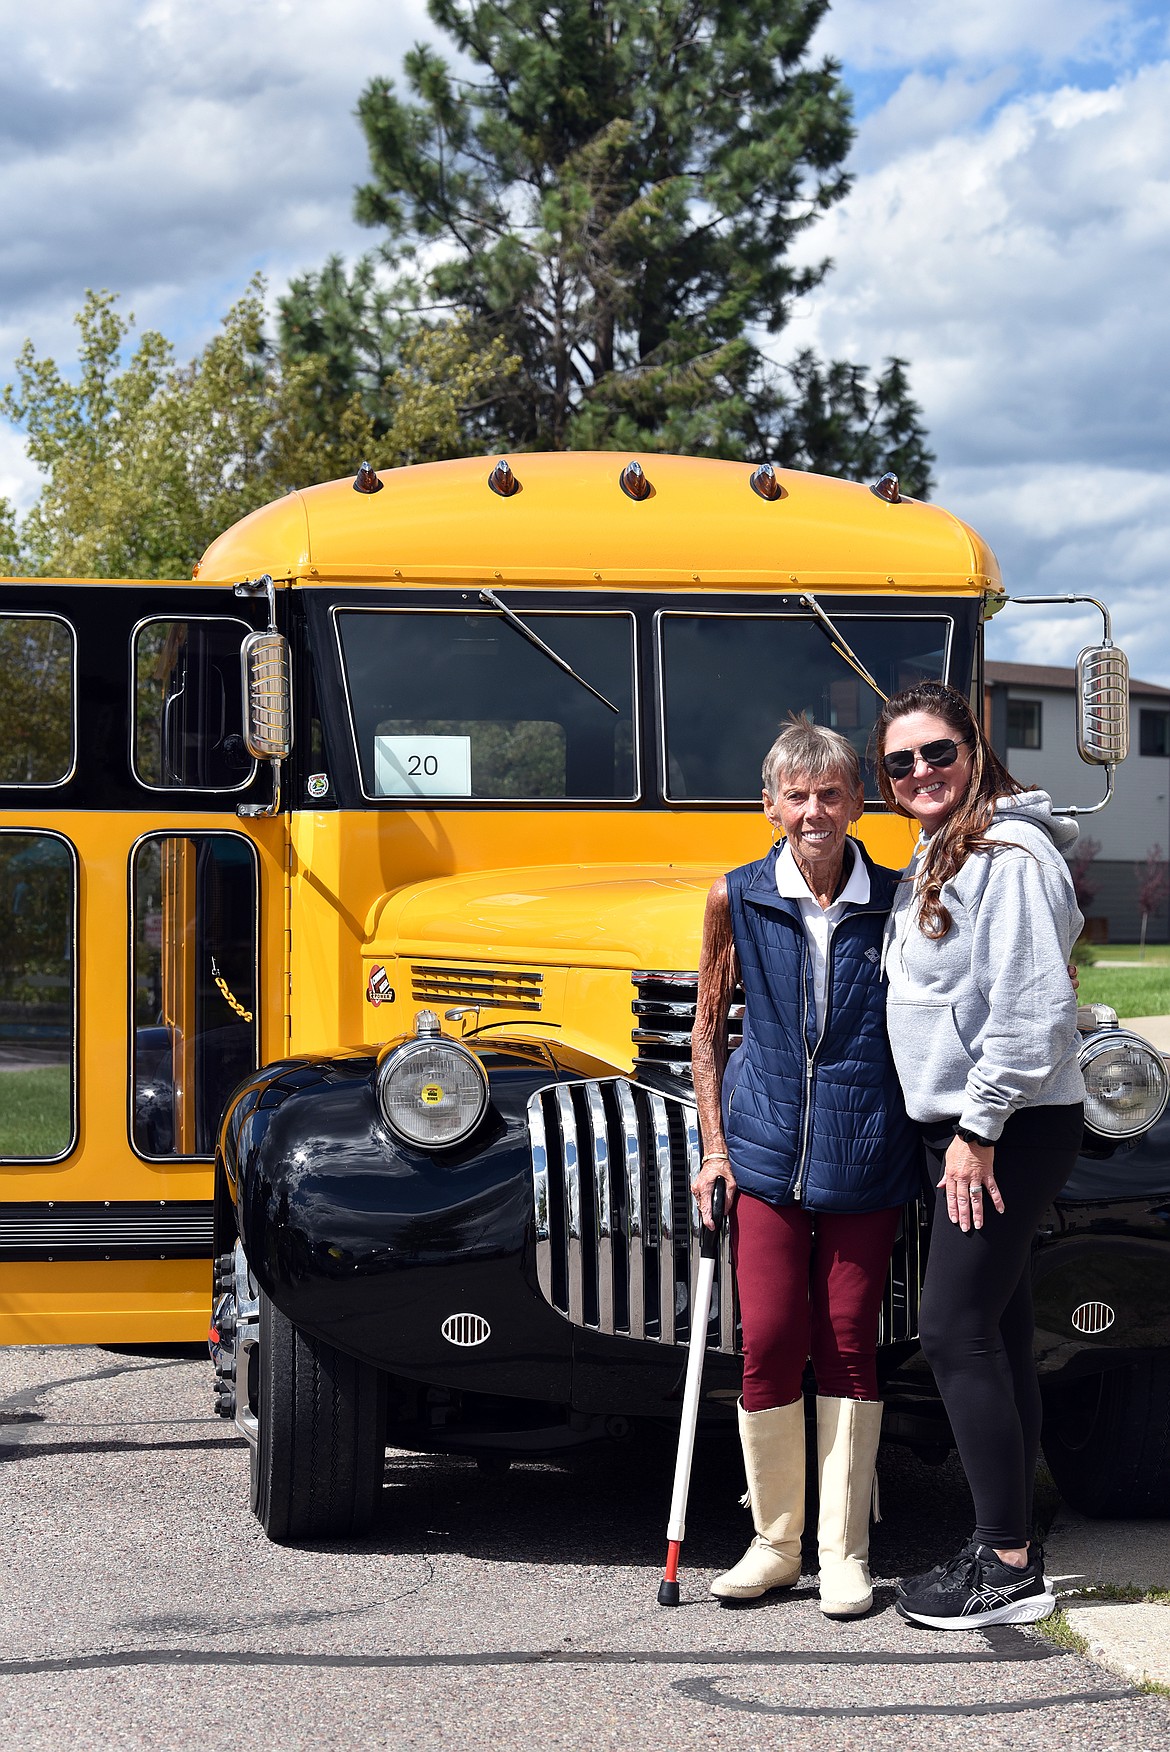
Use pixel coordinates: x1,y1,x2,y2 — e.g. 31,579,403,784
1,1346,1168,1750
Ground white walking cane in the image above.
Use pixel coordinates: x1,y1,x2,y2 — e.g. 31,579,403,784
657,1176,727,1606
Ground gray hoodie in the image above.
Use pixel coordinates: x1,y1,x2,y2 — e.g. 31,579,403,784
884,791,1085,1141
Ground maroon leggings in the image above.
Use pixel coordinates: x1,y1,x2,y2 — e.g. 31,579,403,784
731,1192,902,1411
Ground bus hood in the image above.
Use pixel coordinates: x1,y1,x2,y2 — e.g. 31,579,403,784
366,863,721,971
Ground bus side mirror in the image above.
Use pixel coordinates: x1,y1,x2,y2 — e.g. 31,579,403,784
241,631,292,761
1075,643,1129,767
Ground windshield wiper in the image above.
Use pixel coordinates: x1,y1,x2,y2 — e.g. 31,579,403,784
799,594,889,704
478,587,621,714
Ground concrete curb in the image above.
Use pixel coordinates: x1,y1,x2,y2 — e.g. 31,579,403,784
1059,1599,1170,1688
1047,1507,1170,1688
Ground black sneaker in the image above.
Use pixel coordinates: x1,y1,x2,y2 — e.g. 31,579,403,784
896,1543,1055,1629
895,1538,978,1600
895,1537,1046,1600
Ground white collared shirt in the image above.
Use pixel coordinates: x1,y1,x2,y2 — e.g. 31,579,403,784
775,840,871,1036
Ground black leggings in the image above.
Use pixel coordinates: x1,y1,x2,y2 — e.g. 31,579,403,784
917,1104,1084,1549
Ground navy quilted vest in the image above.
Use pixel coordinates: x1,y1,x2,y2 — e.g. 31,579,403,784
722,842,920,1212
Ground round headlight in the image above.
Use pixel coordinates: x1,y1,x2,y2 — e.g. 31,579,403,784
376,1035,489,1148
1079,1029,1169,1139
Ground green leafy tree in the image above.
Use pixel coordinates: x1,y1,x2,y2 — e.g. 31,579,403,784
0,497,20,574
2,280,517,579
317,0,933,490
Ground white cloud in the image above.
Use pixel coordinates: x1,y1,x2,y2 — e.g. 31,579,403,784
782,57,1170,676
0,0,442,505
852,67,1018,165
0,0,435,354
813,0,1132,74
0,423,40,514
2,0,1168,695
949,460,1170,676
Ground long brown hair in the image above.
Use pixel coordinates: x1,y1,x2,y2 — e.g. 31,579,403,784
873,681,1024,938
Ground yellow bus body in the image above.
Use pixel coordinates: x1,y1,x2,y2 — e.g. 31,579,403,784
1,453,996,1341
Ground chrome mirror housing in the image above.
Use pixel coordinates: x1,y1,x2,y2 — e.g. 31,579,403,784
1075,643,1129,767
241,630,292,761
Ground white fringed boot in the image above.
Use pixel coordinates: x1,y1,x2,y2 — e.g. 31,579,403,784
815,1395,883,1618
710,1398,805,1601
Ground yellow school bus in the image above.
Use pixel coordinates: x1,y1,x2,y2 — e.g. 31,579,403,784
2,452,1166,1535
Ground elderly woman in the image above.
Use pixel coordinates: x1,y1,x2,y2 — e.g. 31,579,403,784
691,717,920,1617
876,680,1082,1630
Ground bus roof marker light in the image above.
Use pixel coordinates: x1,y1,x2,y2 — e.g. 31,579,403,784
749,462,782,501
489,458,520,497
353,460,384,495
870,471,902,503
620,459,652,501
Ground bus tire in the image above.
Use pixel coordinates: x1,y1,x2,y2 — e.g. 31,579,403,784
250,1288,386,1541
1042,1356,1170,1518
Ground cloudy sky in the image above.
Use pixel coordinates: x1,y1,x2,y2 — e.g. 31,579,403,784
1,0,1167,675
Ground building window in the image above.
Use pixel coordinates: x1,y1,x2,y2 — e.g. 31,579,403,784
1140,709,1170,758
1006,699,1042,749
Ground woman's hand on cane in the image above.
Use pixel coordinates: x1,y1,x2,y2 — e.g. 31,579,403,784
692,1154,737,1231
939,1134,1004,1232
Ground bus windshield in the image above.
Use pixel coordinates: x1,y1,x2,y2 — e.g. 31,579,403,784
659,611,952,802
335,608,637,801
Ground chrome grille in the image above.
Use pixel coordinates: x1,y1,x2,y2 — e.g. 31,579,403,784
527,1078,737,1351
411,964,543,1012
631,971,742,1085
877,1203,925,1347
528,1076,924,1351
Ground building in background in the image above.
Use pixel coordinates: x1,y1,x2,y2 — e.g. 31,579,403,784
985,661,1170,943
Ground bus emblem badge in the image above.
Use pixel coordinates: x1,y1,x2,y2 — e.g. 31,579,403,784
307,772,330,798
367,965,393,1006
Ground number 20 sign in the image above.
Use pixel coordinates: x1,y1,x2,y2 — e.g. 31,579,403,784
374,735,472,797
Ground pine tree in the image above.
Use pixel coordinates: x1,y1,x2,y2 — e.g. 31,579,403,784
298,0,933,490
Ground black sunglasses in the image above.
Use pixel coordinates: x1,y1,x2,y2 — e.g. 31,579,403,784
881,737,968,780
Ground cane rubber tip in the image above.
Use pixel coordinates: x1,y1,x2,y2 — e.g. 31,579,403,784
657,1579,681,1607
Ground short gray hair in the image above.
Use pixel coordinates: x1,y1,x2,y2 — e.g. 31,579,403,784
762,715,863,800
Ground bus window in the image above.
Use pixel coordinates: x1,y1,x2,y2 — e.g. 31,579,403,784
133,618,256,791
132,834,259,1157
334,609,637,801
658,612,952,801
0,616,75,786
0,831,75,1160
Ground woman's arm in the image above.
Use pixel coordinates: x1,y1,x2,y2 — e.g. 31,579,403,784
942,848,1078,1229
962,852,1081,1137
690,877,739,1229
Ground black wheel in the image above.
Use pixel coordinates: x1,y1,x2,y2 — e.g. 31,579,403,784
250,1288,386,1541
1042,1356,1170,1517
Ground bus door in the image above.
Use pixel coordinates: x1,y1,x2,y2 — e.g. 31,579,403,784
0,584,287,1344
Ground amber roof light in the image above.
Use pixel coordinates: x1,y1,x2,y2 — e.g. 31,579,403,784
620,459,652,500
749,462,782,501
488,458,520,497
870,472,902,504
353,461,384,495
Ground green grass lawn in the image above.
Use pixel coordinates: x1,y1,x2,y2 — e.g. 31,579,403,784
1092,941,1170,966
0,1065,72,1157
1078,963,1170,1017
